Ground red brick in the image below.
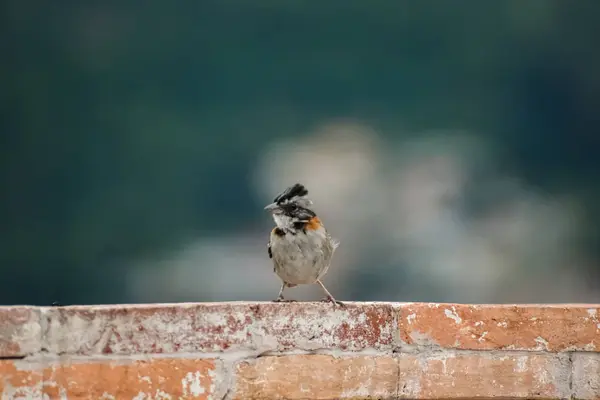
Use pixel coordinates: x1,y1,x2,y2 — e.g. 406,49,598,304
44,302,395,355
0,360,44,398
398,353,570,399
1,358,220,399
0,307,41,357
400,303,600,351
250,301,394,351
572,353,600,400
234,355,398,399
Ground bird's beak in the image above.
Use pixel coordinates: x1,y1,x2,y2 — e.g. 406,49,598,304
264,203,278,211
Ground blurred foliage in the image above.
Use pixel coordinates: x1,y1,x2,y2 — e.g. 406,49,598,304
1,0,599,305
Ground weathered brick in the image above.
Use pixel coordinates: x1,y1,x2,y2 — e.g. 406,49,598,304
251,301,394,351
1,358,220,399
398,352,570,399
234,355,398,400
44,302,395,355
0,360,44,399
400,303,600,351
2,302,598,399
0,306,42,357
572,353,600,400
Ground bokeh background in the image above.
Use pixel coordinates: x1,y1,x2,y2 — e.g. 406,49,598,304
2,1,599,306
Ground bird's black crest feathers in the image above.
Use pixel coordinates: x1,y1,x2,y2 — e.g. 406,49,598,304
273,183,308,204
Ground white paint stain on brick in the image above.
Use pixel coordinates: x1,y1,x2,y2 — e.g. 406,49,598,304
342,383,370,398
207,366,218,397
406,313,416,324
587,309,599,331
515,356,527,373
181,371,205,396
153,389,172,399
407,330,440,347
44,310,111,354
131,390,173,400
9,315,43,356
444,308,462,324
1,384,43,400
534,336,549,351
399,370,421,398
263,305,394,351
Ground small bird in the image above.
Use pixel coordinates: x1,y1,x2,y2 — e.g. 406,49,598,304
264,183,343,305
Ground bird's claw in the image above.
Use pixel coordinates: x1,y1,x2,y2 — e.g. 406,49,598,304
320,296,345,307
272,298,297,303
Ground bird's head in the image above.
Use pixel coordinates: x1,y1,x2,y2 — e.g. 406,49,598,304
264,183,315,228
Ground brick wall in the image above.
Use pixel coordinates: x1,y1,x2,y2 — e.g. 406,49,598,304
1,302,599,399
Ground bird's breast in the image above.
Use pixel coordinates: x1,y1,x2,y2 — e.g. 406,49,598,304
269,227,332,284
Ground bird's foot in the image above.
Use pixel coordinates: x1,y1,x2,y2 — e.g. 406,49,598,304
272,297,297,303
320,296,345,307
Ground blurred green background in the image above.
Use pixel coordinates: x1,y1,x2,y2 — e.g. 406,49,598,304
2,1,599,306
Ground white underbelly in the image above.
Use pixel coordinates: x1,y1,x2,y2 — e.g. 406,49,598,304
270,231,330,285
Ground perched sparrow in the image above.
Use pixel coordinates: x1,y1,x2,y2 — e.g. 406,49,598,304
264,183,343,305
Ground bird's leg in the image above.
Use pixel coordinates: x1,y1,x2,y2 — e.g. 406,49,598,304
316,280,344,306
273,282,297,302
273,282,286,302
